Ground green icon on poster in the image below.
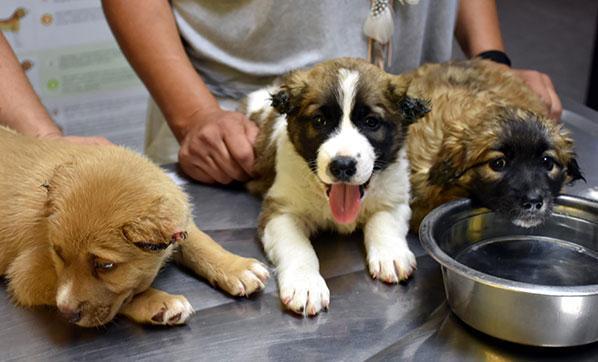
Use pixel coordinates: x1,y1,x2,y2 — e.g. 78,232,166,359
47,79,59,90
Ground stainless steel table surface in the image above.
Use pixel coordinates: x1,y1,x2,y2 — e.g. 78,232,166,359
1,99,597,361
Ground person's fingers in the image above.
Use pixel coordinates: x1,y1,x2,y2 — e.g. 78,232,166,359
245,119,259,145
179,161,215,184
528,73,552,110
178,145,213,183
541,74,562,121
85,136,112,145
200,154,234,184
179,125,236,183
60,135,113,145
210,138,251,181
200,117,251,180
224,130,255,177
516,70,560,119
179,138,232,184
178,110,258,184
180,154,233,184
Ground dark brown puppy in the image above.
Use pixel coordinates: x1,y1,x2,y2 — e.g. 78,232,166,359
404,60,583,229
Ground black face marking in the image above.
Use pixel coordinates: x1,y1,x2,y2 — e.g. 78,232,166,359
469,118,566,226
350,96,401,171
287,90,342,172
285,67,411,178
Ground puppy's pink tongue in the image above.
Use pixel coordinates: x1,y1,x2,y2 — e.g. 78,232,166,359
329,183,361,224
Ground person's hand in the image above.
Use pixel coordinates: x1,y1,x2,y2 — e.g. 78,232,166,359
41,132,113,145
512,69,562,121
178,109,259,184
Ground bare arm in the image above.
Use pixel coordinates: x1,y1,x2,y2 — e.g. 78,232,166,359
101,0,218,141
455,0,562,120
455,0,505,57
0,33,61,137
102,0,258,183
0,33,111,144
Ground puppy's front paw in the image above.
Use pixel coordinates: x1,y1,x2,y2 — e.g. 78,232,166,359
149,295,194,326
120,288,194,326
367,245,416,284
213,258,270,297
279,271,330,316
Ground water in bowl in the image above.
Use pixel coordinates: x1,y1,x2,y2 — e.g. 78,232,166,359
455,236,598,286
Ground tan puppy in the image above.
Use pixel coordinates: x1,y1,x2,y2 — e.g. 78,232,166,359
0,126,269,327
404,60,583,229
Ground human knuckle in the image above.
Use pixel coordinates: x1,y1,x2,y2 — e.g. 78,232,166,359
199,132,218,146
237,151,252,164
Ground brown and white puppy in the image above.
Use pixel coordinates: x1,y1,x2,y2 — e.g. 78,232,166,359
404,60,584,229
0,126,269,327
243,58,429,316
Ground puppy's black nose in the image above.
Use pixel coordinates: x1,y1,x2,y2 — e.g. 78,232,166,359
59,306,82,324
522,194,544,211
329,156,357,181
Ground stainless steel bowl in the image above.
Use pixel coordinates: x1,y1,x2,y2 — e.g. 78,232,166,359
419,195,598,347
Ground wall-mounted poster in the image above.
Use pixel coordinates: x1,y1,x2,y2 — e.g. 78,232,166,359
1,0,149,151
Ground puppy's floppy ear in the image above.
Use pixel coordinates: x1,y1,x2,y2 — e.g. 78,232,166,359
554,126,585,184
399,96,431,124
270,89,292,115
566,158,585,184
122,218,186,252
386,75,430,124
269,70,308,115
121,197,187,252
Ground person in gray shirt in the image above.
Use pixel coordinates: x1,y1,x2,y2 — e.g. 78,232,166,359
102,0,562,184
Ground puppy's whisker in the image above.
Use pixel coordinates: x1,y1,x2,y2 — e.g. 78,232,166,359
93,316,104,330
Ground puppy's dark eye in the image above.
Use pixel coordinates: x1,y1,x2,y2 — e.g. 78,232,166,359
94,259,116,273
542,156,555,171
363,116,381,131
489,157,507,172
312,115,327,129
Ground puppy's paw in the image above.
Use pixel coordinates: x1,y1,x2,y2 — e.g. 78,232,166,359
149,295,194,326
367,245,416,284
213,258,270,297
278,271,330,316
120,288,194,326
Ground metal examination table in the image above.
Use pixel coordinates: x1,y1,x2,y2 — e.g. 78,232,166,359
2,99,598,361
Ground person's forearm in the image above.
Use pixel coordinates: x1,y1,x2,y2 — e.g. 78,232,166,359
455,0,505,58
0,33,61,137
102,0,220,142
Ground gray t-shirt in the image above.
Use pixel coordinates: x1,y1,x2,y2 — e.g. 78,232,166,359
172,0,459,99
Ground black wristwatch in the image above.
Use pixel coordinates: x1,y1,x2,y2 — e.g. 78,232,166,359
477,50,512,67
